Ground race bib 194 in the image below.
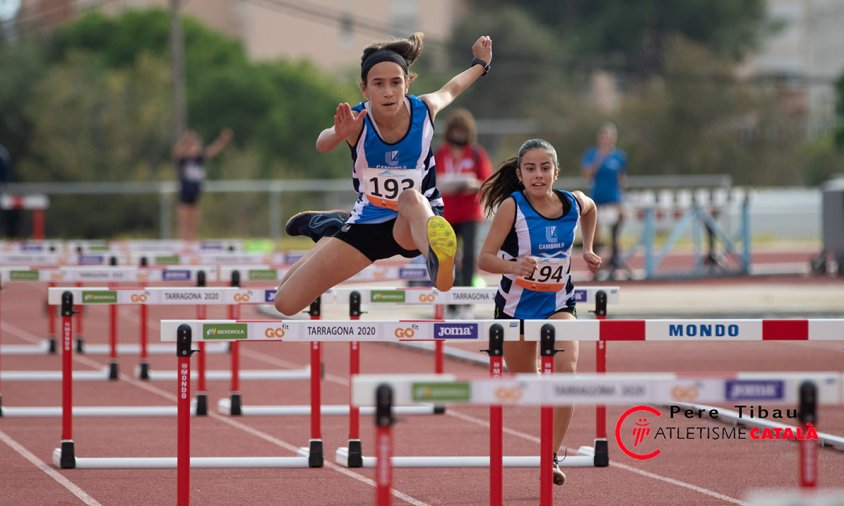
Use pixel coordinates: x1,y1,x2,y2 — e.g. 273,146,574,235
364,167,422,210
514,256,570,292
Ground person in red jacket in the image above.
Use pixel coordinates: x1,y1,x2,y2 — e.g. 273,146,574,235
434,109,492,316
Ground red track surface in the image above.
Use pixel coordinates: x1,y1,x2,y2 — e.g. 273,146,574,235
1,268,843,505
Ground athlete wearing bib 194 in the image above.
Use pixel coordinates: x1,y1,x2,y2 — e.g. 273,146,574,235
494,189,580,321
478,138,601,487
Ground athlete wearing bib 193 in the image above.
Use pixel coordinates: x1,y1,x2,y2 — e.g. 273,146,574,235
332,95,444,261
494,189,581,321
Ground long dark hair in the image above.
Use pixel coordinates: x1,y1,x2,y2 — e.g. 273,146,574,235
479,138,558,216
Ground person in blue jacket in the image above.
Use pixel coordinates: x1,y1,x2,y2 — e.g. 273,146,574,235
581,122,627,278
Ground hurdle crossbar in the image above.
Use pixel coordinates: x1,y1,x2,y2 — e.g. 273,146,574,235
160,318,844,343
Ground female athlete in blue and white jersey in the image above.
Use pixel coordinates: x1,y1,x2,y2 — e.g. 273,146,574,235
274,32,492,316
478,138,602,486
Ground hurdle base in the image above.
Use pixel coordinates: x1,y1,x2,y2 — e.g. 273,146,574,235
4,405,189,417
216,398,439,417
145,367,310,381
333,449,596,468
57,441,76,469
0,367,110,382
195,393,208,416
108,362,119,380
0,395,3,417
308,439,323,468
229,394,242,416
75,337,84,354
50,452,312,469
433,405,446,414
346,440,363,468
592,439,609,467
48,337,57,354
138,362,150,381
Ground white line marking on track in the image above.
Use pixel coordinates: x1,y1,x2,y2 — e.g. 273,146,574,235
0,430,102,506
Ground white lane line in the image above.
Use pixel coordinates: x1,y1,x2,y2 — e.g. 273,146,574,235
0,429,102,506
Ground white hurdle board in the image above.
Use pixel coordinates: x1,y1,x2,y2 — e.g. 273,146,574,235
351,372,844,407
327,286,620,306
160,318,844,343
160,319,522,342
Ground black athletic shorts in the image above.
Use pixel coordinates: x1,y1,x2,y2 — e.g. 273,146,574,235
333,219,420,262
494,304,577,334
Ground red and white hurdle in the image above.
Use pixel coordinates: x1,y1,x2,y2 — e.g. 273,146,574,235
355,369,842,506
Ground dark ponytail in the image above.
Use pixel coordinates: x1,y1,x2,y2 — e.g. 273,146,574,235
480,157,521,217
479,138,559,217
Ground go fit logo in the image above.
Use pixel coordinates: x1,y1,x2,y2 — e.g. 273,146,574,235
130,293,149,303
263,325,287,339
394,324,419,338
417,292,436,303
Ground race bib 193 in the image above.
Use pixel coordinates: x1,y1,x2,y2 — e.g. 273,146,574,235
514,256,570,292
364,167,422,210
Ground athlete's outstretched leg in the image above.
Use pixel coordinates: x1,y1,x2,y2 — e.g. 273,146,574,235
273,238,371,316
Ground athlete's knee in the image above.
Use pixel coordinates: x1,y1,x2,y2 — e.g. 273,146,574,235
556,357,577,374
274,292,305,317
396,189,425,212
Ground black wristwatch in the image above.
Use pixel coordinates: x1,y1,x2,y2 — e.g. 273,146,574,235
471,57,490,76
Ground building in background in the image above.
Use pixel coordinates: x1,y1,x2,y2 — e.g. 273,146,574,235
745,0,844,138
18,0,461,72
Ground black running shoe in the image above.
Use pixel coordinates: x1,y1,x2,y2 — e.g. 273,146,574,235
285,209,351,242
552,453,566,486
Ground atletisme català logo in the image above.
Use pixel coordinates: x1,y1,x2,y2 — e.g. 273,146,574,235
615,403,816,460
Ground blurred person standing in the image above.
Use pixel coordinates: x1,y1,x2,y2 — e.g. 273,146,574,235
172,128,233,241
434,109,492,317
580,122,627,279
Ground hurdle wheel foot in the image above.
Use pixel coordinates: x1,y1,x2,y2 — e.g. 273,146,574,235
195,393,208,416
308,440,324,468
48,338,57,354
347,440,363,468
229,394,242,416
593,438,609,467
138,362,150,381
433,405,446,414
59,441,76,469
75,338,85,354
108,362,119,380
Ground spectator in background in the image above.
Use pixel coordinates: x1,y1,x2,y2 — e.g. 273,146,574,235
172,128,233,241
0,143,21,238
434,109,492,317
580,122,627,279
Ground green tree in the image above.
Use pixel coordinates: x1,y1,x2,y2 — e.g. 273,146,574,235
466,0,769,74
